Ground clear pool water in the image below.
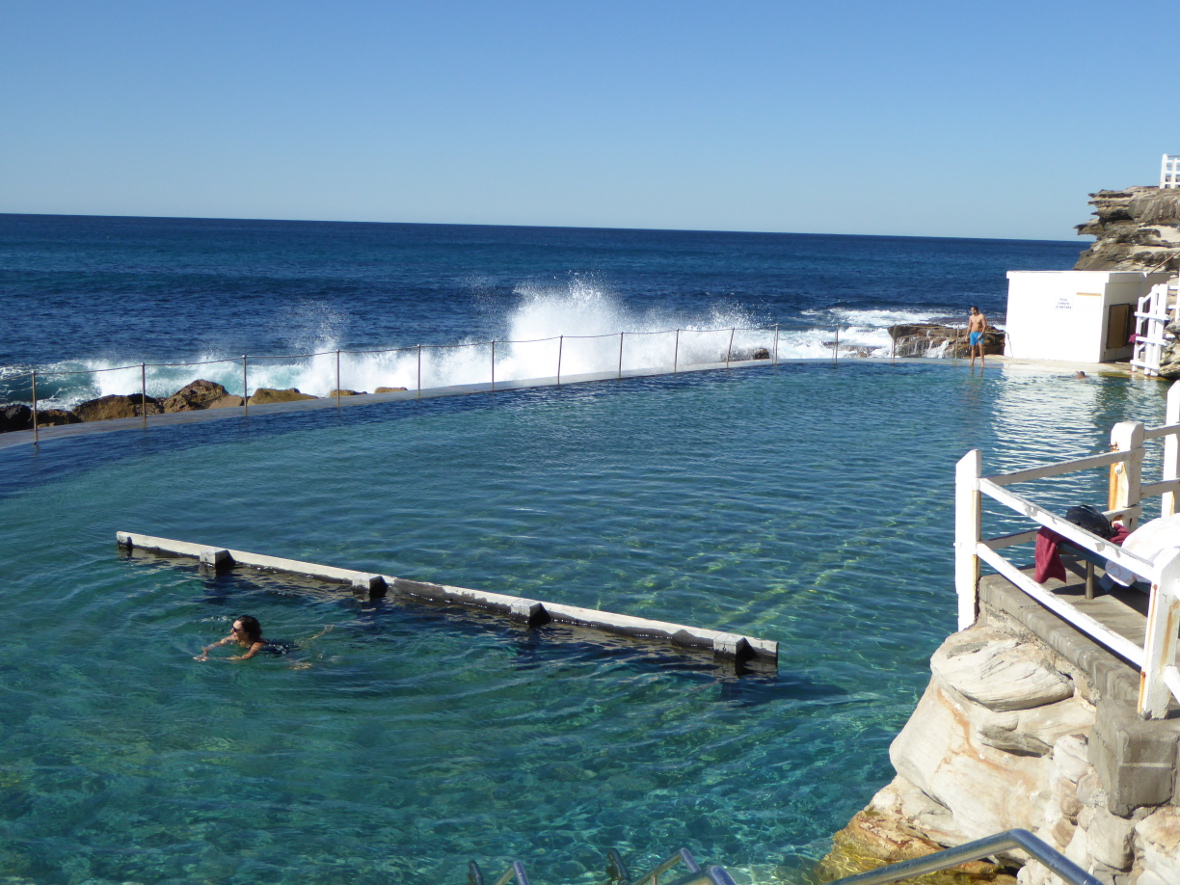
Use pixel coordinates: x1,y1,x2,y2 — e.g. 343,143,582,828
0,361,1168,885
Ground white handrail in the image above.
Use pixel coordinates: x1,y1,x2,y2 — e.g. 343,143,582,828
1161,153,1180,189
956,380,1180,718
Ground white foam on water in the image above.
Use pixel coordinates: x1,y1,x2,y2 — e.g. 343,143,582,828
23,282,957,407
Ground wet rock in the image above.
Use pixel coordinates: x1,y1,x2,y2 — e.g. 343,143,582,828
208,395,245,409
0,404,32,432
246,387,317,405
161,379,229,412
888,324,1005,359
375,386,408,393
328,389,365,397
34,409,80,427
73,394,162,422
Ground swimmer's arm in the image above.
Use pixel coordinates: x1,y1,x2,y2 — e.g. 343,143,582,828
228,642,266,661
194,634,234,661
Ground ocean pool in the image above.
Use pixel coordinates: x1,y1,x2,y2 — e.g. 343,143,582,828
0,360,1168,885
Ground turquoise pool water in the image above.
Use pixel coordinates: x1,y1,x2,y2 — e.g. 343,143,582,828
0,361,1169,885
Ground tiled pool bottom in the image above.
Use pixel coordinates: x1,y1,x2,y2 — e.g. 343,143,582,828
0,361,1168,884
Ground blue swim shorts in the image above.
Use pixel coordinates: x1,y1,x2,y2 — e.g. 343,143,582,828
969,331,983,346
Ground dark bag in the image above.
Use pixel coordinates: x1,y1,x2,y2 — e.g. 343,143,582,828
1064,505,1114,539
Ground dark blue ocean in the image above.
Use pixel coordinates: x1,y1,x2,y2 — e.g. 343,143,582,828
3,215,1164,885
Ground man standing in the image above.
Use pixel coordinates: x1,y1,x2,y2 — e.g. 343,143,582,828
968,306,988,368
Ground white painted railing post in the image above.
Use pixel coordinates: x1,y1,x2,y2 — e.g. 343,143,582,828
955,449,982,630
1109,421,1145,531
557,336,563,385
1164,382,1180,517
1139,548,1180,718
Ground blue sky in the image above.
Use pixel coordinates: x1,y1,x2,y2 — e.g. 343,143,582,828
3,0,1177,239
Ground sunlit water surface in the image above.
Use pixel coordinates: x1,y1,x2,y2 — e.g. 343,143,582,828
0,361,1168,885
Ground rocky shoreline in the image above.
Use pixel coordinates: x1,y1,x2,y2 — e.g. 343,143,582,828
0,379,409,434
821,584,1180,885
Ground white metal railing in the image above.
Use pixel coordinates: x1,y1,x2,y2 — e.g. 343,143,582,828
1161,154,1180,189
956,381,1180,719
1130,279,1179,376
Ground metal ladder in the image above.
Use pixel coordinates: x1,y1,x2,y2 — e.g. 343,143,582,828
468,829,1100,885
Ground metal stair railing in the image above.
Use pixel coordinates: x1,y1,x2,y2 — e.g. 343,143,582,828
470,847,737,885
823,828,1101,885
468,859,531,885
607,848,735,885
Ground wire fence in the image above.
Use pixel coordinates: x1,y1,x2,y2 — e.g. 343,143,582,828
2,321,978,441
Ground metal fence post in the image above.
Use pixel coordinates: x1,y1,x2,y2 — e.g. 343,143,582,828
336,350,341,404
773,324,779,364
618,333,624,379
674,329,680,373
243,355,249,415
726,328,734,367
141,363,147,428
834,326,839,363
31,370,39,444
557,336,563,385
1109,421,1145,532
955,449,982,631
417,345,422,398
491,340,496,391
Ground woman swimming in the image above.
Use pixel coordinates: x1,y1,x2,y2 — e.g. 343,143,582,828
195,615,279,661
195,616,327,662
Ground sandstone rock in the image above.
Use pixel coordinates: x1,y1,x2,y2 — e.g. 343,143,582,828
0,404,32,432
1074,186,1180,272
161,379,229,412
1135,807,1180,884
1052,735,1092,784
327,389,365,397
73,394,162,422
890,679,1048,839
208,395,244,409
865,776,965,846
374,386,408,394
246,388,317,405
819,799,1012,883
34,409,80,427
972,698,1093,759
1081,805,1134,871
1076,768,1108,809
888,324,1005,359
932,630,1074,712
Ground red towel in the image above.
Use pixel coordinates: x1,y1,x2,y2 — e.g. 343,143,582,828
1035,528,1065,583
1034,524,1130,583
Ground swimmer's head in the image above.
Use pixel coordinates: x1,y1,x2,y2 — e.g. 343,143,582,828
233,616,262,643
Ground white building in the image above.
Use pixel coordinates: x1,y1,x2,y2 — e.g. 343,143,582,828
1004,270,1171,364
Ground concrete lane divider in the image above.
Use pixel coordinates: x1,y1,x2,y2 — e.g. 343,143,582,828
116,531,777,669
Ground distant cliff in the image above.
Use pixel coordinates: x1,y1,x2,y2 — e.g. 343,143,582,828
1075,186,1180,271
